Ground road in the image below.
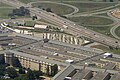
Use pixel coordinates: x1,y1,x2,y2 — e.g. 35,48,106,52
1,0,120,48
28,1,120,18
27,1,79,17
110,23,120,40
69,8,118,17
30,8,120,48
0,32,119,74
69,3,120,17
107,10,120,40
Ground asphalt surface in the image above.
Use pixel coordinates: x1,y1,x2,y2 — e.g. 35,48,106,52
1,0,120,48
107,10,120,40
70,3,120,17
0,33,119,74
0,0,120,74
110,23,120,40
0,26,120,74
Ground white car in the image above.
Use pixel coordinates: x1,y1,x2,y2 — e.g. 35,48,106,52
63,25,68,28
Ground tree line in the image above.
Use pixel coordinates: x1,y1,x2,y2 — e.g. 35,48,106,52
0,54,58,80
8,6,30,19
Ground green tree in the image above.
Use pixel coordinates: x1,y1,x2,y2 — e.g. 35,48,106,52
46,8,52,12
0,65,5,76
110,0,113,2
0,79,11,80
33,70,42,79
6,67,18,78
32,15,37,20
13,75,28,80
26,69,34,80
20,6,25,11
109,46,113,50
0,54,5,65
12,6,30,16
12,57,21,68
51,64,58,76
19,68,25,74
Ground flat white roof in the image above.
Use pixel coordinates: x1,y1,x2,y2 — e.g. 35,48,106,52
34,24,47,29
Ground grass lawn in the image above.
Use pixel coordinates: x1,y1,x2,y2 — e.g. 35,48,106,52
85,25,114,37
90,26,111,33
68,16,114,37
68,16,113,25
0,2,12,7
15,15,31,19
18,0,115,4
91,45,120,54
0,2,31,19
0,2,15,19
90,26,115,38
115,26,120,37
0,8,31,19
18,0,38,3
0,8,14,19
19,0,84,4
32,3,74,15
25,21,35,27
63,2,115,13
111,49,120,54
91,45,110,51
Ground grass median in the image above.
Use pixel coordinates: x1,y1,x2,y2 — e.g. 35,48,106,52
68,16,114,37
68,16,114,25
0,8,14,19
32,3,74,15
64,2,115,13
115,26,120,37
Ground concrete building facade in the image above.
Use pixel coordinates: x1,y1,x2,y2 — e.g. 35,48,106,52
4,52,58,76
100,58,120,69
42,33,87,46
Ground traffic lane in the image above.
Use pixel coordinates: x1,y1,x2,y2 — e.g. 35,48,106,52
34,10,120,47
66,27,119,47
1,0,120,47
38,10,120,46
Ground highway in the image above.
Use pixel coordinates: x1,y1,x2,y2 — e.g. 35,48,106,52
1,0,120,48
